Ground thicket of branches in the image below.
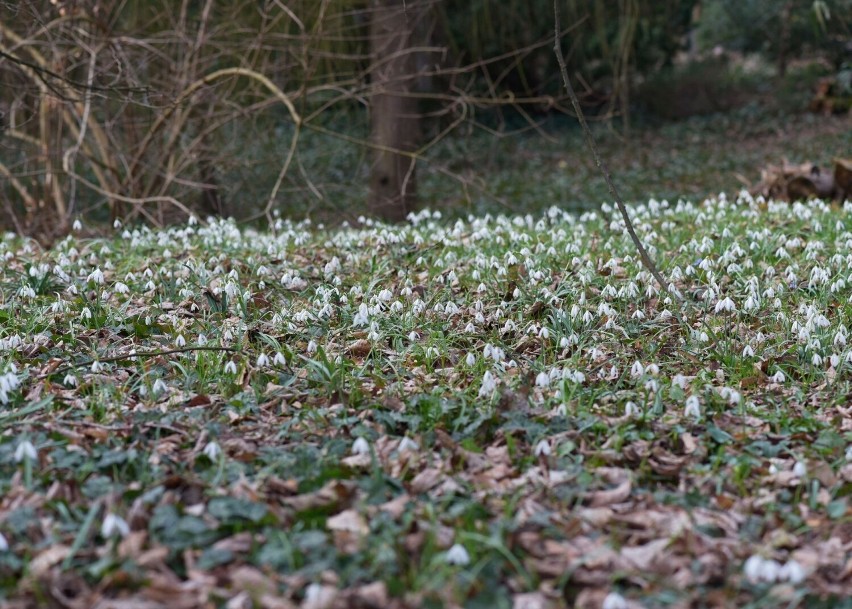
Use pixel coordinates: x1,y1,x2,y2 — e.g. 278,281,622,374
0,0,701,241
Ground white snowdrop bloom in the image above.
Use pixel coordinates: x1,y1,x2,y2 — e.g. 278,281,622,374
351,437,370,455
533,439,551,457
538,326,549,339
445,543,470,566
273,352,286,366
398,437,419,453
90,360,101,373
630,361,644,379
792,461,807,478
463,322,476,333
87,267,105,284
743,295,759,312
114,282,129,295
846,445,852,461
714,296,737,314
101,513,130,539
390,300,403,313
743,555,764,583
602,592,628,609
535,372,550,388
625,401,639,417
408,331,419,341
175,334,186,348
224,360,238,374
757,558,782,583
811,353,823,366
63,374,77,387
779,560,806,584
742,344,754,357
151,378,167,395
0,372,20,404
644,379,660,393
684,395,701,419
378,289,393,302
14,439,37,463
72,219,83,231
830,354,841,368
81,307,92,320
0,532,8,552
257,353,270,367
559,336,570,348
465,352,476,367
771,370,786,383
352,303,370,327
203,441,221,460
632,309,645,320
769,463,778,475
478,371,497,398
307,340,318,354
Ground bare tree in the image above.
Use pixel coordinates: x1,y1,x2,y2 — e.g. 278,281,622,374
367,0,427,221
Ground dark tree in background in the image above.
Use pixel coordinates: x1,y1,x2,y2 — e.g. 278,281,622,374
368,0,428,221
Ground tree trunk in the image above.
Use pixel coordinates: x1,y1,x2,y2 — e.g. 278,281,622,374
368,0,421,222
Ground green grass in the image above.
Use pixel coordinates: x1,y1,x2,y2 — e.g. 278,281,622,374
1,196,852,607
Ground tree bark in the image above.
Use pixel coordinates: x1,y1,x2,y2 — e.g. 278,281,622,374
368,0,421,222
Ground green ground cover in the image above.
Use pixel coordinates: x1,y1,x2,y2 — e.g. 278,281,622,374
0,195,851,608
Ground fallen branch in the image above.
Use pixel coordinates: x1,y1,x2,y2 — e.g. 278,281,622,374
553,1,679,303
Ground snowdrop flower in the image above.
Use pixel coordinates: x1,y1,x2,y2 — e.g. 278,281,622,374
778,559,806,584
714,296,736,313
152,378,167,395
203,441,221,460
465,352,476,367
630,361,644,379
81,307,92,320
792,461,807,478
257,353,269,367
224,360,238,374
771,370,786,383
445,543,470,566
175,334,186,348
63,374,77,387
811,353,823,367
625,401,639,417
0,371,20,404
273,352,286,366
602,592,628,609
742,344,754,357
307,340,318,354
0,532,7,552
72,219,82,231
478,371,497,398
352,303,370,327
535,371,550,388
743,555,764,583
846,445,852,461
408,331,419,341
684,395,701,419
351,437,370,455
533,439,551,457
87,267,105,284
398,437,419,453
101,513,130,539
14,439,37,463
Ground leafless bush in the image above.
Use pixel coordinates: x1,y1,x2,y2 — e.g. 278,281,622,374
0,0,579,241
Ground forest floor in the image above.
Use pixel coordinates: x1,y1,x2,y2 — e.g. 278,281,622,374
250,110,851,223
1,194,851,608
